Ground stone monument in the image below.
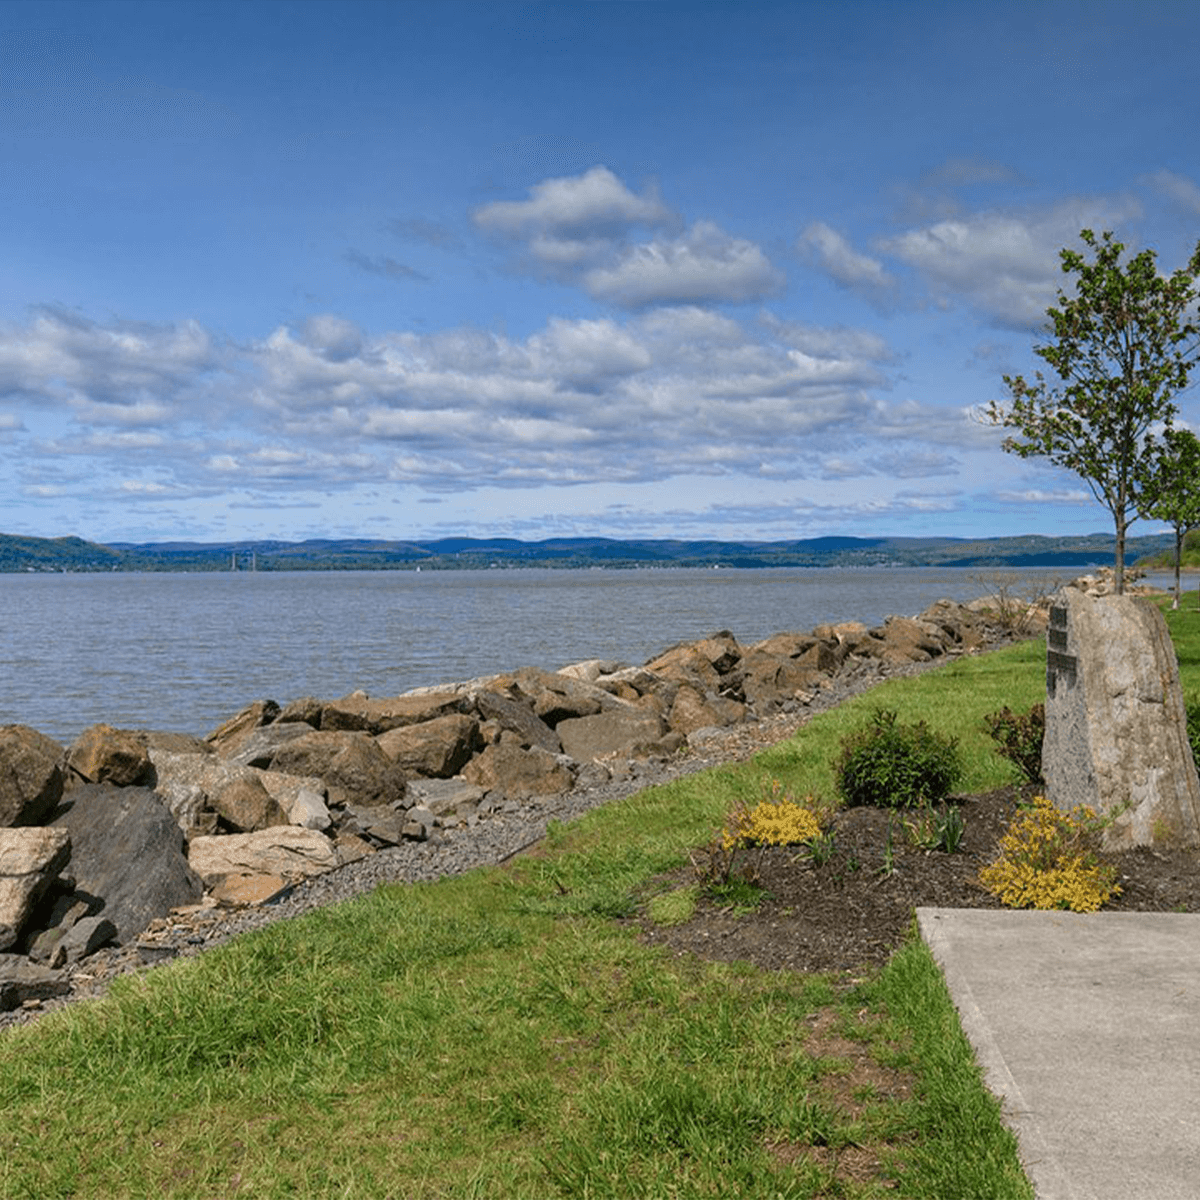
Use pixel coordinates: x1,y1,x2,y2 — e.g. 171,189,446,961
1042,588,1200,850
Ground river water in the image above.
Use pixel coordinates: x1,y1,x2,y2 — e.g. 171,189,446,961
2,565,1167,744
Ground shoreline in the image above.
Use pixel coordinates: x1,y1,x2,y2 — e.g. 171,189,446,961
1,619,1026,1034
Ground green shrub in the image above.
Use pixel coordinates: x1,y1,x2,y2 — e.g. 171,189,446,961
835,709,961,808
1185,694,1200,769
982,703,1045,783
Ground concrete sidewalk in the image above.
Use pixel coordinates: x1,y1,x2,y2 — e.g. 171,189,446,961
917,908,1200,1200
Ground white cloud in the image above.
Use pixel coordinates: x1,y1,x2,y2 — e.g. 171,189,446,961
0,308,217,414
760,315,893,364
1145,170,1200,215
231,304,914,491
799,222,894,292
473,165,671,238
583,221,783,308
880,196,1142,328
995,487,1092,505
0,277,984,529
474,168,779,309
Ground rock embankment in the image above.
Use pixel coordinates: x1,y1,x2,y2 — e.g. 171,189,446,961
0,595,1024,1022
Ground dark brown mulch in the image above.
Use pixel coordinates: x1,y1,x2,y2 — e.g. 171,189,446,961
637,785,1200,977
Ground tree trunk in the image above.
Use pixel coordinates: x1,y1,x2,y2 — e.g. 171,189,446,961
1175,527,1183,610
1114,516,1126,595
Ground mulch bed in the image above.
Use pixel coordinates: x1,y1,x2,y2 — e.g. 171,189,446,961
636,785,1200,977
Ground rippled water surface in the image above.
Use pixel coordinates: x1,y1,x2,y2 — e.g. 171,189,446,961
2,565,1151,743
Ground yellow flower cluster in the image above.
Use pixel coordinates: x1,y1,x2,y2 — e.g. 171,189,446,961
723,795,824,850
979,795,1121,913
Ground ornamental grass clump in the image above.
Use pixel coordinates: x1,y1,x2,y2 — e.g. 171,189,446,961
980,795,1121,912
835,708,961,809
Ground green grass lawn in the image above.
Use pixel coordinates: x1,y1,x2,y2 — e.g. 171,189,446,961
0,639,1062,1198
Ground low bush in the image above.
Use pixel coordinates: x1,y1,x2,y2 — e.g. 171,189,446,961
979,795,1121,912
1184,694,1200,770
835,709,961,808
982,703,1045,783
690,785,824,888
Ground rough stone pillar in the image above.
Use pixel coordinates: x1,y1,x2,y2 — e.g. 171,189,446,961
1042,589,1200,850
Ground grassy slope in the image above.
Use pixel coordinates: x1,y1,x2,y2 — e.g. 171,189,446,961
0,641,1059,1199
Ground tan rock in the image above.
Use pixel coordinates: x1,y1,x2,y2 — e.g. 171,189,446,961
376,713,480,777
556,707,667,762
0,827,72,951
461,742,575,796
320,692,467,735
67,724,154,787
188,827,339,886
209,774,288,833
267,730,407,807
0,725,65,828
645,644,722,691
205,700,281,757
668,685,743,735
209,873,291,907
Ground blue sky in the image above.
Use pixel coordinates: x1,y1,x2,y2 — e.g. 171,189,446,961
3,0,1200,545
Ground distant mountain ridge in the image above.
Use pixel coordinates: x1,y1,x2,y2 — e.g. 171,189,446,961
0,530,1177,572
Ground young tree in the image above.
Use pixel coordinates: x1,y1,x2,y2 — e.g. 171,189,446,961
986,229,1200,593
1140,426,1200,609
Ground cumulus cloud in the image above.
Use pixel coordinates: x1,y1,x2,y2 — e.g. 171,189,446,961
0,308,217,412
583,221,783,308
474,167,779,308
798,222,895,292
0,235,989,532
759,314,894,364
232,304,950,494
880,196,1142,328
473,165,671,239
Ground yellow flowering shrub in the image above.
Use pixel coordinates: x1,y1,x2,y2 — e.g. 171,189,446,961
723,795,825,850
692,785,826,888
979,795,1121,913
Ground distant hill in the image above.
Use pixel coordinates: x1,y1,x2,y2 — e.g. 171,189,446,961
0,530,1177,572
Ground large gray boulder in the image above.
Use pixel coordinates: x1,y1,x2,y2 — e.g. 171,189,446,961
471,691,561,753
48,784,203,944
556,706,667,762
1043,590,1200,849
0,954,72,1012
0,827,72,951
0,725,65,827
